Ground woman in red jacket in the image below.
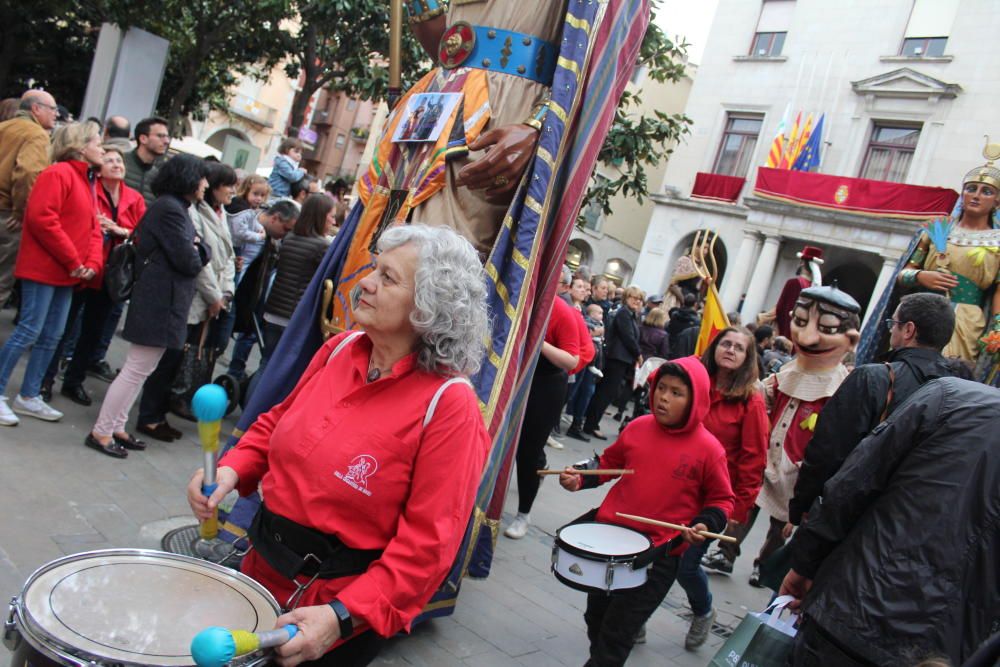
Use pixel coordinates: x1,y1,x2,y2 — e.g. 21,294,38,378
43,144,146,407
0,122,104,426
676,326,769,650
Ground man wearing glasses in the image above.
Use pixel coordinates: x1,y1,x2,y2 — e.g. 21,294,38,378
0,89,58,309
788,292,958,529
125,116,171,204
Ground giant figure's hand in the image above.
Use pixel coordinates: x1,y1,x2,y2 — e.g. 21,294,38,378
456,124,540,203
916,269,959,292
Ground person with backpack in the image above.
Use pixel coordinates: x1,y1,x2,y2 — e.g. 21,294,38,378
787,292,958,526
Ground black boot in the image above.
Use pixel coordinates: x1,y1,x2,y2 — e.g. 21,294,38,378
566,419,590,441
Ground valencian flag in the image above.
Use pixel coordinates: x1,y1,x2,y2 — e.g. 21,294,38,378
765,104,790,168
792,113,824,172
214,0,652,623
694,283,730,356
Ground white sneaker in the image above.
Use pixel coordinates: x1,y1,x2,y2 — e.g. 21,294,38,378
0,397,19,426
504,513,530,539
12,394,63,422
546,436,564,449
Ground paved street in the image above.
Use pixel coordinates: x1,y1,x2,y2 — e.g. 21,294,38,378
0,314,773,666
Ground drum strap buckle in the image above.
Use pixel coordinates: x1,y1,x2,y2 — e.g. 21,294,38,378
3,597,21,652
284,554,322,611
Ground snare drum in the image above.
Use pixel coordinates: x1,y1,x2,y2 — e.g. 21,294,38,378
4,549,280,666
552,522,652,594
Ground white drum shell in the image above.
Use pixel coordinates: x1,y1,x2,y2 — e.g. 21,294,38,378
551,523,651,594
5,549,279,666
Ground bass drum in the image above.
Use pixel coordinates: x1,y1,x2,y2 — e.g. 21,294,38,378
4,549,279,666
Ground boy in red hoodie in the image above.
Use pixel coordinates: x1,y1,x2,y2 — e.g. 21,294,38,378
560,356,734,666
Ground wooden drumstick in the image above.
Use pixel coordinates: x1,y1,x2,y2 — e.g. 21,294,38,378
537,469,634,476
616,512,738,543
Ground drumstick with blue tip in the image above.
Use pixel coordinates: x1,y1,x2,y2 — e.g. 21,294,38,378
191,384,229,540
191,625,298,667
616,512,738,543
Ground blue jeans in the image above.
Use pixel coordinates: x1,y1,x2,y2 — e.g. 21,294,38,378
676,539,713,617
0,280,73,398
93,301,125,364
566,367,597,424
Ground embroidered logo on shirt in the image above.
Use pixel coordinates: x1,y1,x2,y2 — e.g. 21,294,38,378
335,454,378,496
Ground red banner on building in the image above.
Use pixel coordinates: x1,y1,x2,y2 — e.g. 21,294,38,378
753,167,958,219
691,172,746,203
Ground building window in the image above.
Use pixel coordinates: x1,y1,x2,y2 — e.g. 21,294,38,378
347,98,358,111
712,114,763,178
750,32,786,57
900,0,957,56
899,36,947,57
751,0,794,57
335,133,346,149
859,123,921,183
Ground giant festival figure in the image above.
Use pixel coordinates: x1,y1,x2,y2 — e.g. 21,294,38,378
211,0,656,643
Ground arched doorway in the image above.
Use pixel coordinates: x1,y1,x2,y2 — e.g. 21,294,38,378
602,258,633,286
566,239,594,271
824,261,878,319
206,127,252,151
665,231,728,293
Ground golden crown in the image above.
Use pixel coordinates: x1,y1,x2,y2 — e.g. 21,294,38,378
963,137,1000,189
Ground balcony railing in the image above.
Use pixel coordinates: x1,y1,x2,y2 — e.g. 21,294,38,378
229,93,278,128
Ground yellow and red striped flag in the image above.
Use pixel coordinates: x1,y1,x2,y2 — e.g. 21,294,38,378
765,104,790,168
695,283,731,356
778,111,802,169
786,112,815,168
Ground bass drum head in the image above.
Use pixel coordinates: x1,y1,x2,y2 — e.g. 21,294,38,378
16,549,279,666
556,522,651,559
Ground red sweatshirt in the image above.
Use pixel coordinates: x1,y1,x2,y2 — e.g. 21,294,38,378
221,332,489,639
702,388,769,523
593,356,735,553
15,160,103,286
84,180,146,289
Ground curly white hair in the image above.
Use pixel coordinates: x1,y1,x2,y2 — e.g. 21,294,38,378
377,224,490,376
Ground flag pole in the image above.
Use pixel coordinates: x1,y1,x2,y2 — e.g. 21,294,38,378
388,0,403,110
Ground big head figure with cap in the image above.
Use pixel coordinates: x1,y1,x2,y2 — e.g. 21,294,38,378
789,284,861,372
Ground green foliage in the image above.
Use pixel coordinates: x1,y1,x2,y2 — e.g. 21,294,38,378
579,8,693,226
284,0,427,131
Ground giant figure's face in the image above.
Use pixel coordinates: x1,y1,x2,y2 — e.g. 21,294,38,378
789,296,859,371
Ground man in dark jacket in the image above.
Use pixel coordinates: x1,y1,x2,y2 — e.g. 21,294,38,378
125,117,169,204
781,377,1000,666
788,293,957,526
666,292,700,340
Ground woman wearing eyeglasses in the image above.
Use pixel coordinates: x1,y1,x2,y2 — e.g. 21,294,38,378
892,156,1000,363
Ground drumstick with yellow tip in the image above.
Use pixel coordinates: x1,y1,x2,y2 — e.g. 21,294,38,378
191,625,298,667
537,469,633,476
616,512,738,543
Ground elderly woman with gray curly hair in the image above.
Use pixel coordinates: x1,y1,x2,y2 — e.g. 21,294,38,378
187,224,491,666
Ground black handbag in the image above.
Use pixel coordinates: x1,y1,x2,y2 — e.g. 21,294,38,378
169,321,218,420
104,236,139,303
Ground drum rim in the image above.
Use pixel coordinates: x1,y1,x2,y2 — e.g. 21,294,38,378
12,548,280,667
551,569,647,595
555,522,652,561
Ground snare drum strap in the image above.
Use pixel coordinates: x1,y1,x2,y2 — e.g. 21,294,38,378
632,535,683,570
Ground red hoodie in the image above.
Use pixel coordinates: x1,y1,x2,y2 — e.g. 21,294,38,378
594,356,735,552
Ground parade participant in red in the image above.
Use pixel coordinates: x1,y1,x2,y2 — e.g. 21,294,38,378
678,326,769,649
504,267,582,540
750,284,859,587
559,356,734,667
772,245,823,338
187,224,491,666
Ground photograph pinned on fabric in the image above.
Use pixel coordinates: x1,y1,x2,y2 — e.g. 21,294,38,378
392,92,462,143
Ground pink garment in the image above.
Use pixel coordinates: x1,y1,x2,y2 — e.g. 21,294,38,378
93,344,165,436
